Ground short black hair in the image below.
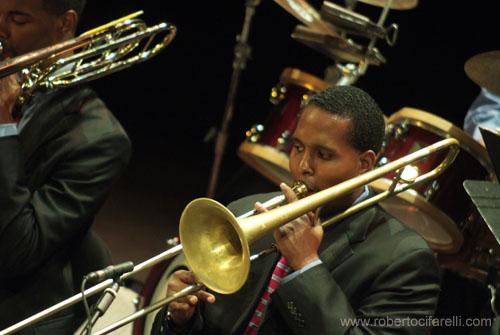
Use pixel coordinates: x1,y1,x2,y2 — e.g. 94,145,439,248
43,0,86,17
304,85,385,154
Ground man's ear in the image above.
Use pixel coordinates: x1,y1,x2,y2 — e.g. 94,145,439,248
358,150,377,174
56,10,78,38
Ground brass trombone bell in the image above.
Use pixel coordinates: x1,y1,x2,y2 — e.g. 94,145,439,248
180,138,460,294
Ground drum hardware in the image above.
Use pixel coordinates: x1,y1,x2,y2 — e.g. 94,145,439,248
377,121,409,166
320,1,399,46
270,84,287,105
324,62,366,86
355,0,418,10
0,11,177,106
392,120,410,139
244,124,294,152
277,130,292,150
373,108,497,257
423,180,440,200
377,156,389,166
245,124,264,143
464,50,500,96
291,24,386,65
273,0,339,37
238,68,330,186
206,0,261,198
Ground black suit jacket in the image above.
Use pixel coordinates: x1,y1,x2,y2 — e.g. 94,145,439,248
153,191,441,335
0,86,131,334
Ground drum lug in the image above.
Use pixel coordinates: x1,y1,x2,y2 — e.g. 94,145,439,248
377,156,389,167
379,121,409,158
424,180,440,200
277,130,291,150
300,92,312,108
245,124,264,143
392,121,410,140
270,85,286,105
133,296,143,308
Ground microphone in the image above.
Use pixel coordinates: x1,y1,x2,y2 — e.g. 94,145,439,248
84,261,134,284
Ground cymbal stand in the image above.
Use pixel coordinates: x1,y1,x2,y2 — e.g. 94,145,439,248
324,61,366,86
207,0,261,198
366,0,398,58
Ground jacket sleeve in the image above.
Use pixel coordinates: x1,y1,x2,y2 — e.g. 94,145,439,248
0,131,130,278
272,247,440,335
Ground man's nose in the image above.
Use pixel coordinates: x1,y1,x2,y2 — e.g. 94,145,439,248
299,151,314,175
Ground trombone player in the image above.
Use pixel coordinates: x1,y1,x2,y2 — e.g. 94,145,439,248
153,86,441,334
0,0,130,333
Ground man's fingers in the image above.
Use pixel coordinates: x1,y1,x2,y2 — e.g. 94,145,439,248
176,270,198,284
196,290,216,304
170,299,193,312
280,183,298,203
254,201,268,214
306,211,316,225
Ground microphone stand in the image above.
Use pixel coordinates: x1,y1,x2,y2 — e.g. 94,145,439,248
80,279,121,335
206,0,261,198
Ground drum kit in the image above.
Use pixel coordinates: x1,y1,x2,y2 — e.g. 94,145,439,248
235,0,500,291
132,2,498,334
4,2,500,335
131,2,500,334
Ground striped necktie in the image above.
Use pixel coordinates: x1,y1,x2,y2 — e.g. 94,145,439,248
243,256,291,335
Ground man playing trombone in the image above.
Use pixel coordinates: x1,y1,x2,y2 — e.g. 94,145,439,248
0,0,130,333
152,86,441,334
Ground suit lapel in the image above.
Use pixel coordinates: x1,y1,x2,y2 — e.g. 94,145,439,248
319,205,381,270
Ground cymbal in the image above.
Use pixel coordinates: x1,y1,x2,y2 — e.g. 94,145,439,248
356,0,418,10
292,24,385,65
465,50,500,96
273,0,339,37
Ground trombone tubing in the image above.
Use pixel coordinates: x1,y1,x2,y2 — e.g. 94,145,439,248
0,11,144,79
237,137,459,243
0,245,183,335
0,192,290,335
92,284,204,335
83,138,460,334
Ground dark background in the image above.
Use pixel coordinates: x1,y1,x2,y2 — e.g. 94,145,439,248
82,0,497,287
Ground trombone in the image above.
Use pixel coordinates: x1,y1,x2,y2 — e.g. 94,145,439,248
0,138,459,335
0,184,307,335
0,11,177,105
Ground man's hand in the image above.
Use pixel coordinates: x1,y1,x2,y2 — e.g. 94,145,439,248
166,270,216,327
267,183,324,270
0,74,21,124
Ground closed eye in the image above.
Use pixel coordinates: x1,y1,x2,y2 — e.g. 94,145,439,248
9,12,31,25
318,148,335,160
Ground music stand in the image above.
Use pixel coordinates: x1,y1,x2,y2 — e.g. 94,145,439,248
463,128,500,245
